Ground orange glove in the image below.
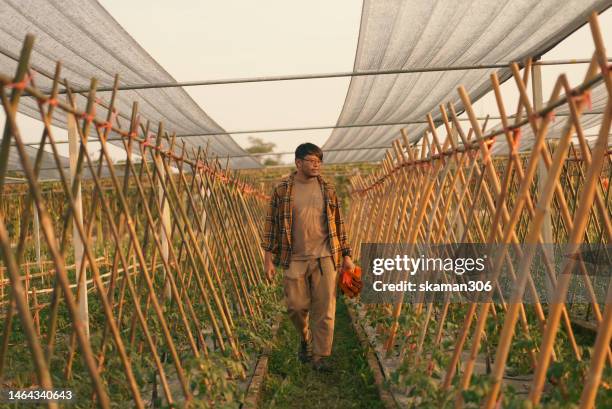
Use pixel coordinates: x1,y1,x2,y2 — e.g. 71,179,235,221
339,265,363,298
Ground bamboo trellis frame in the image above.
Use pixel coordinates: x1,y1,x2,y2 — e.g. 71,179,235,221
346,12,611,409
0,34,272,408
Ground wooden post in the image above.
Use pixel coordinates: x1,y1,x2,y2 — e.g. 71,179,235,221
532,61,555,298
67,107,89,339
197,162,211,275
450,119,465,241
33,202,41,272
155,141,172,301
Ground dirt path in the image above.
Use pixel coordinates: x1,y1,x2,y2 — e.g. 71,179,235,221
260,298,385,409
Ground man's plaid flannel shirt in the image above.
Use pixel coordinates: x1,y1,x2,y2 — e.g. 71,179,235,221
260,171,352,270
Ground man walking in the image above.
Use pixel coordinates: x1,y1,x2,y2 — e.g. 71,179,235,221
261,143,354,371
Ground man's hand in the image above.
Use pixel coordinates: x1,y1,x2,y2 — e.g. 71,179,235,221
342,255,355,272
264,251,276,282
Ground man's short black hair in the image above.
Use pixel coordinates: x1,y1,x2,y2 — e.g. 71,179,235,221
295,143,323,161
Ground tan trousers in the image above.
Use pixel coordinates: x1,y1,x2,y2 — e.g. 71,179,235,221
283,256,338,358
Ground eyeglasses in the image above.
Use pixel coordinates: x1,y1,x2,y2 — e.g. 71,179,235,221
300,158,322,165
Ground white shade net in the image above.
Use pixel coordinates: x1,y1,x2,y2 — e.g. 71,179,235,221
0,0,260,179
490,82,610,155
322,0,611,164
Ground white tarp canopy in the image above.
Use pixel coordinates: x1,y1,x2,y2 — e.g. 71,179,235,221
0,0,260,180
490,82,609,155
322,0,611,164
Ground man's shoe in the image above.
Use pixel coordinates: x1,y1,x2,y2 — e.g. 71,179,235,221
298,337,313,363
312,357,333,373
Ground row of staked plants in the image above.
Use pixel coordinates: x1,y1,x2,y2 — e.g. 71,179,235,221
1,269,283,408
358,301,610,409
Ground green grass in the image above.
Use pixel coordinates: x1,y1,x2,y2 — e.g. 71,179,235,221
260,298,385,409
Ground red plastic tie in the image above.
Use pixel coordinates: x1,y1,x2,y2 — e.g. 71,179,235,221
511,128,522,153
485,137,496,152
80,112,95,122
141,134,154,148
96,121,113,130
6,73,32,90
573,90,592,111
583,90,592,111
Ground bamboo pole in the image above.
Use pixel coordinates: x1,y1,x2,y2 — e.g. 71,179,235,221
67,91,89,340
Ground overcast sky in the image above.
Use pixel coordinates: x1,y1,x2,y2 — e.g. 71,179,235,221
98,0,362,163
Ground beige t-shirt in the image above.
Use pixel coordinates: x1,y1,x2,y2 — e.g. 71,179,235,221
290,176,331,260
